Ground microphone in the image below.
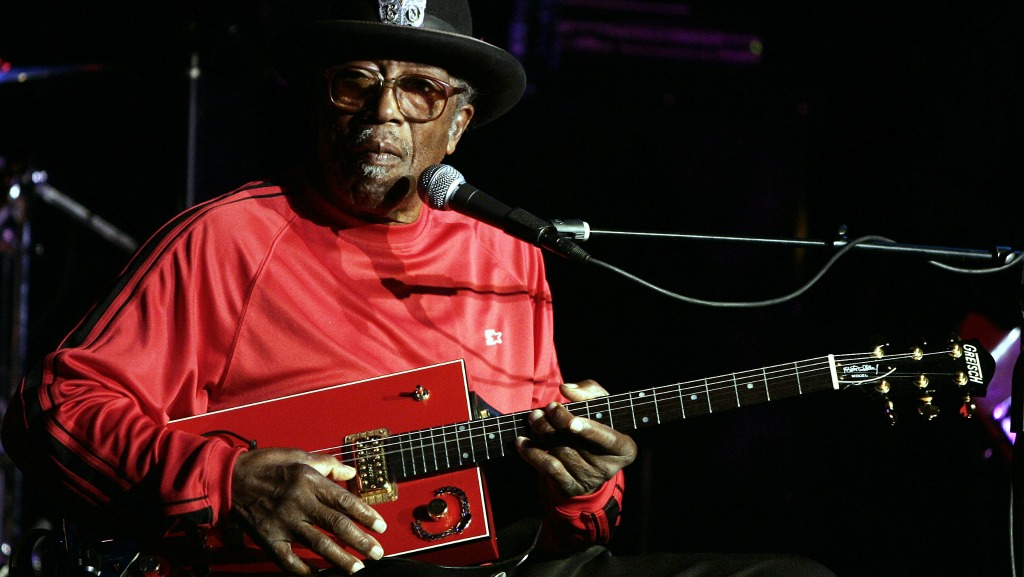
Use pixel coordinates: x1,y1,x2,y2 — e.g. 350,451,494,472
420,164,591,263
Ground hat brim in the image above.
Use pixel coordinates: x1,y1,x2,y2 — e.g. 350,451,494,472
299,21,526,127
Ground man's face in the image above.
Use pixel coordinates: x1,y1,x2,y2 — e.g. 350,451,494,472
316,60,474,224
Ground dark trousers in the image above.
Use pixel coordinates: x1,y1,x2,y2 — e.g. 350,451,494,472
358,546,837,577
518,546,837,577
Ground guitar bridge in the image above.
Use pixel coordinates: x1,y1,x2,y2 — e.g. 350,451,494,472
345,428,398,504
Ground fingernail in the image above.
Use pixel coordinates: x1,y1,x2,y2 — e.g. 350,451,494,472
369,545,384,560
569,418,584,433
563,382,578,389
528,409,543,423
371,518,387,533
351,561,365,573
516,436,531,449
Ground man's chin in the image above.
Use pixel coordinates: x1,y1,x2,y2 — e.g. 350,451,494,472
359,163,392,180
347,175,415,215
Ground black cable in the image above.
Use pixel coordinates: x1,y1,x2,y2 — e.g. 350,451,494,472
589,235,893,308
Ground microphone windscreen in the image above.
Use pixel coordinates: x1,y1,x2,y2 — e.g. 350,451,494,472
420,164,464,210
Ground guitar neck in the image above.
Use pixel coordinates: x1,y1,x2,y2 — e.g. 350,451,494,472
382,355,839,482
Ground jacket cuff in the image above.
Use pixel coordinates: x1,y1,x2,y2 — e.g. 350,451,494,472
210,442,248,527
538,470,625,551
549,469,624,517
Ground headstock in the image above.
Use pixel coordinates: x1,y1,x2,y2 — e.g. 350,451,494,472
834,336,993,425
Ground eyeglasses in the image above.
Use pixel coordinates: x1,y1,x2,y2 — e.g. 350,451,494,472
325,65,467,122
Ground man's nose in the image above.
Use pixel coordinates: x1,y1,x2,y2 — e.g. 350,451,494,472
367,80,404,123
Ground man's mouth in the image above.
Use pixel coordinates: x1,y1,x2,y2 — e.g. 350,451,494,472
352,139,404,164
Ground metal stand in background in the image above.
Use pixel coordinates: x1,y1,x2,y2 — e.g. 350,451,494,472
1013,264,1024,577
1,170,138,557
1,169,32,556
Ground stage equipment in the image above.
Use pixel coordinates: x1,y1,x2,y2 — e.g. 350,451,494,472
2,168,139,554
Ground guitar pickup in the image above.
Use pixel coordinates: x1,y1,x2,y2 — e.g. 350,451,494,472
345,428,398,504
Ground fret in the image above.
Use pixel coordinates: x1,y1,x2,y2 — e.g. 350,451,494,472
457,423,470,466
508,415,523,451
486,417,502,458
425,429,437,473
423,430,436,475
479,419,492,461
404,433,419,476
763,368,771,401
794,362,803,394
735,372,769,407
450,424,464,466
415,430,429,474
707,377,738,412
603,395,614,428
768,368,802,401
439,425,451,469
632,390,659,427
676,382,687,419
681,382,712,417
465,422,480,464
458,424,473,465
511,413,522,439
609,394,629,430
649,389,661,425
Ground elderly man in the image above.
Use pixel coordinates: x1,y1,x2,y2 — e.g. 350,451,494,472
2,2,834,577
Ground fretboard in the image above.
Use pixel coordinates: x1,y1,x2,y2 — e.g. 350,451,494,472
378,355,838,482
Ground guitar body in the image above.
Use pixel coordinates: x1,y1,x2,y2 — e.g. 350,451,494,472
169,360,499,570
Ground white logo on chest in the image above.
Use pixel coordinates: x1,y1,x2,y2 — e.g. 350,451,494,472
484,329,503,346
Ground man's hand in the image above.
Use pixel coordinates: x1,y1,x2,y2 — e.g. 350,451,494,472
515,380,637,496
230,447,387,575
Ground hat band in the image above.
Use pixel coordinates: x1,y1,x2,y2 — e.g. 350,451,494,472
421,13,458,34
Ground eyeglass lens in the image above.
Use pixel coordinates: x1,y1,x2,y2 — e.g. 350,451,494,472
329,67,453,121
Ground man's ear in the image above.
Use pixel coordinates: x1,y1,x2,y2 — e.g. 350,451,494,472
446,104,475,155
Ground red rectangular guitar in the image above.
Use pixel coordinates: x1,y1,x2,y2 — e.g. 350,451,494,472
144,338,992,573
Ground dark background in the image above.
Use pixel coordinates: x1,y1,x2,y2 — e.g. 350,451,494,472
2,1,1023,576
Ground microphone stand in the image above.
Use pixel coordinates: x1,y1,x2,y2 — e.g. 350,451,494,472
556,221,1024,575
583,227,1020,264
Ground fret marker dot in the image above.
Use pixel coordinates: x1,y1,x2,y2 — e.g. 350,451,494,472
462,452,469,459
458,426,466,431
595,412,604,420
638,392,646,398
488,433,495,440
747,383,754,389
691,394,698,400
642,416,650,423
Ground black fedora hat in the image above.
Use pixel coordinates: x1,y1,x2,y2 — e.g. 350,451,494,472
281,0,527,126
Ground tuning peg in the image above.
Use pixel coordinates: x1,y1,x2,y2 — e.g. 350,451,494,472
917,396,941,420
881,397,899,426
875,381,898,426
948,340,964,359
959,394,977,419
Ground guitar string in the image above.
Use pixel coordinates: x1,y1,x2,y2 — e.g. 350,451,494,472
329,349,956,464
328,349,961,468
321,354,849,457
